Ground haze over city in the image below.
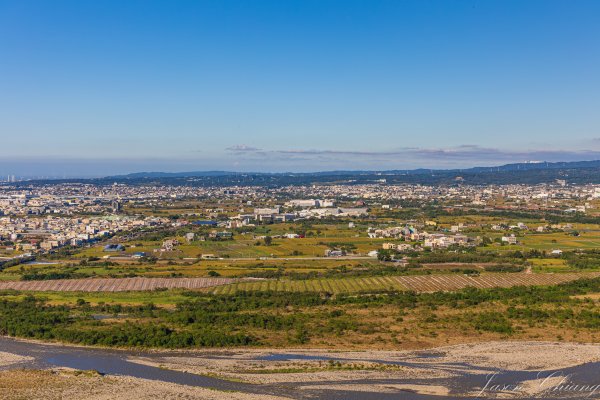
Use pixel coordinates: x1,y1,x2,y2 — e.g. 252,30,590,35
2,0,600,176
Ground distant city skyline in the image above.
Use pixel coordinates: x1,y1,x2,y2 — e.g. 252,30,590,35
1,0,600,176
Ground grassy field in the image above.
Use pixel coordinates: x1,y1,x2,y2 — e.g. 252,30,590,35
4,211,600,285
0,257,383,281
70,218,600,261
529,258,570,272
520,231,600,250
76,235,385,259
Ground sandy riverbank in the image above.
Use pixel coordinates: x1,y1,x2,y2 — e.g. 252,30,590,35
1,339,599,399
436,341,600,371
128,354,453,384
0,351,33,368
0,369,288,400
4,335,599,372
124,340,600,386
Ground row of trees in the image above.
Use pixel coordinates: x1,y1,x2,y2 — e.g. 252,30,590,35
3,276,600,348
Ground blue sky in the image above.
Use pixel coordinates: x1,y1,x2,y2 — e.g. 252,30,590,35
1,0,600,176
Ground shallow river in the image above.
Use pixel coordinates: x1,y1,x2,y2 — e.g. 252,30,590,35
1,336,599,399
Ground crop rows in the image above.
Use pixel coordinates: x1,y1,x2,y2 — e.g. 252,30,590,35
212,272,600,294
0,277,235,292
2,272,599,294
394,272,600,292
213,276,408,294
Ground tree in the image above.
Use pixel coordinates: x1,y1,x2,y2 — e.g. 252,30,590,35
264,236,273,246
377,249,393,262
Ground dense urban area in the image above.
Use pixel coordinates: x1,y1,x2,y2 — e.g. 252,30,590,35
3,176,600,399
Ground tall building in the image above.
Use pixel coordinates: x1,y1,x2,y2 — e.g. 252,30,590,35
112,200,121,213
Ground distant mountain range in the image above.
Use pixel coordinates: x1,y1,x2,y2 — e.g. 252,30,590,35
10,160,600,186
108,159,600,179
113,170,239,178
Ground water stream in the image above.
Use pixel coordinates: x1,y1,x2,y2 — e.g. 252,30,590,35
1,336,599,399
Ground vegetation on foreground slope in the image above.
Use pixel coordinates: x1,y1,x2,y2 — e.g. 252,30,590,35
3,277,600,349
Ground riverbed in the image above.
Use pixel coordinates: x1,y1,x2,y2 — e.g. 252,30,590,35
1,337,599,399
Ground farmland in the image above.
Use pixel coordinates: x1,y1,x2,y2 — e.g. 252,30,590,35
4,276,600,350
0,276,235,292
3,181,600,354
6,218,600,284
3,272,600,295
211,272,600,294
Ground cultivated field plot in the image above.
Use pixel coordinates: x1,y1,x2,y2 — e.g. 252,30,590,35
2,272,599,294
212,276,406,294
212,272,600,294
393,272,600,292
0,277,235,292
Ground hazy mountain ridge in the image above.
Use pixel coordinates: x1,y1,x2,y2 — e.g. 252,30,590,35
108,160,600,179
7,160,600,187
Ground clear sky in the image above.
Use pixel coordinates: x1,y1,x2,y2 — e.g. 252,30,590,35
1,0,600,176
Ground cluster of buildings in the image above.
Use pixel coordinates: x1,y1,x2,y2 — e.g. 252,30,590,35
229,204,369,226
0,215,168,254
277,182,600,210
373,227,476,251
1,180,598,260
423,233,473,248
2,180,599,219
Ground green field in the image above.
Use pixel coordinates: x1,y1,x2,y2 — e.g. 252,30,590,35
212,276,405,294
